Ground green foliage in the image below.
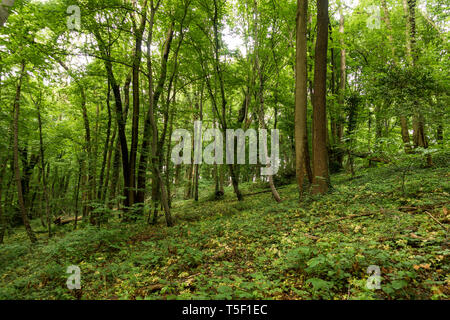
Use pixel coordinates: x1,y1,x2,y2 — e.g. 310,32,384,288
1,164,448,300
0,0,448,301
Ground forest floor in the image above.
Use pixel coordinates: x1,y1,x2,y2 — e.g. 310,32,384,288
0,162,449,300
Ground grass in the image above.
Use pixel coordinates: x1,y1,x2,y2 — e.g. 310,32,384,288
0,163,449,300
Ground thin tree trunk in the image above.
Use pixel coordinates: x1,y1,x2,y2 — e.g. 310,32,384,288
74,160,82,230
92,29,132,212
185,137,194,199
137,16,174,228
98,81,112,202
35,94,51,238
382,0,411,152
213,0,242,201
103,122,116,203
338,3,346,147
404,0,430,165
139,17,174,226
0,0,14,27
252,0,281,203
194,86,203,202
129,2,148,207
165,109,175,208
0,160,7,243
13,62,36,243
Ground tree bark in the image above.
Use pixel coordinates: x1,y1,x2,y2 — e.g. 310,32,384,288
139,16,174,226
92,27,132,211
0,160,7,243
194,92,203,202
338,3,345,145
382,0,411,152
254,1,281,203
35,94,51,238
97,80,112,202
212,0,242,201
404,0,430,165
129,2,148,207
295,0,310,198
312,0,330,195
13,62,36,243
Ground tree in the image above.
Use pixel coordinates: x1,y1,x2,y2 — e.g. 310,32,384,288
31,91,51,237
138,8,175,226
381,0,411,153
312,0,330,194
13,62,36,243
294,0,310,197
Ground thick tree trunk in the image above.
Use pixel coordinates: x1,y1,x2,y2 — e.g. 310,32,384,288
381,0,410,152
312,0,330,195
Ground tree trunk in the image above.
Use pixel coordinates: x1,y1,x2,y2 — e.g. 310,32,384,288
92,28,132,212
129,3,148,207
97,81,112,202
136,18,173,222
0,160,7,244
295,0,310,198
13,62,36,243
337,3,345,148
194,98,202,202
103,121,116,203
404,0,430,165
73,160,82,230
382,0,411,152
213,0,242,201
254,1,281,202
35,95,51,238
165,109,175,208
312,0,330,195
139,19,174,226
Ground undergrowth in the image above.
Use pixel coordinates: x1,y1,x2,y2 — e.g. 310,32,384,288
0,163,448,300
